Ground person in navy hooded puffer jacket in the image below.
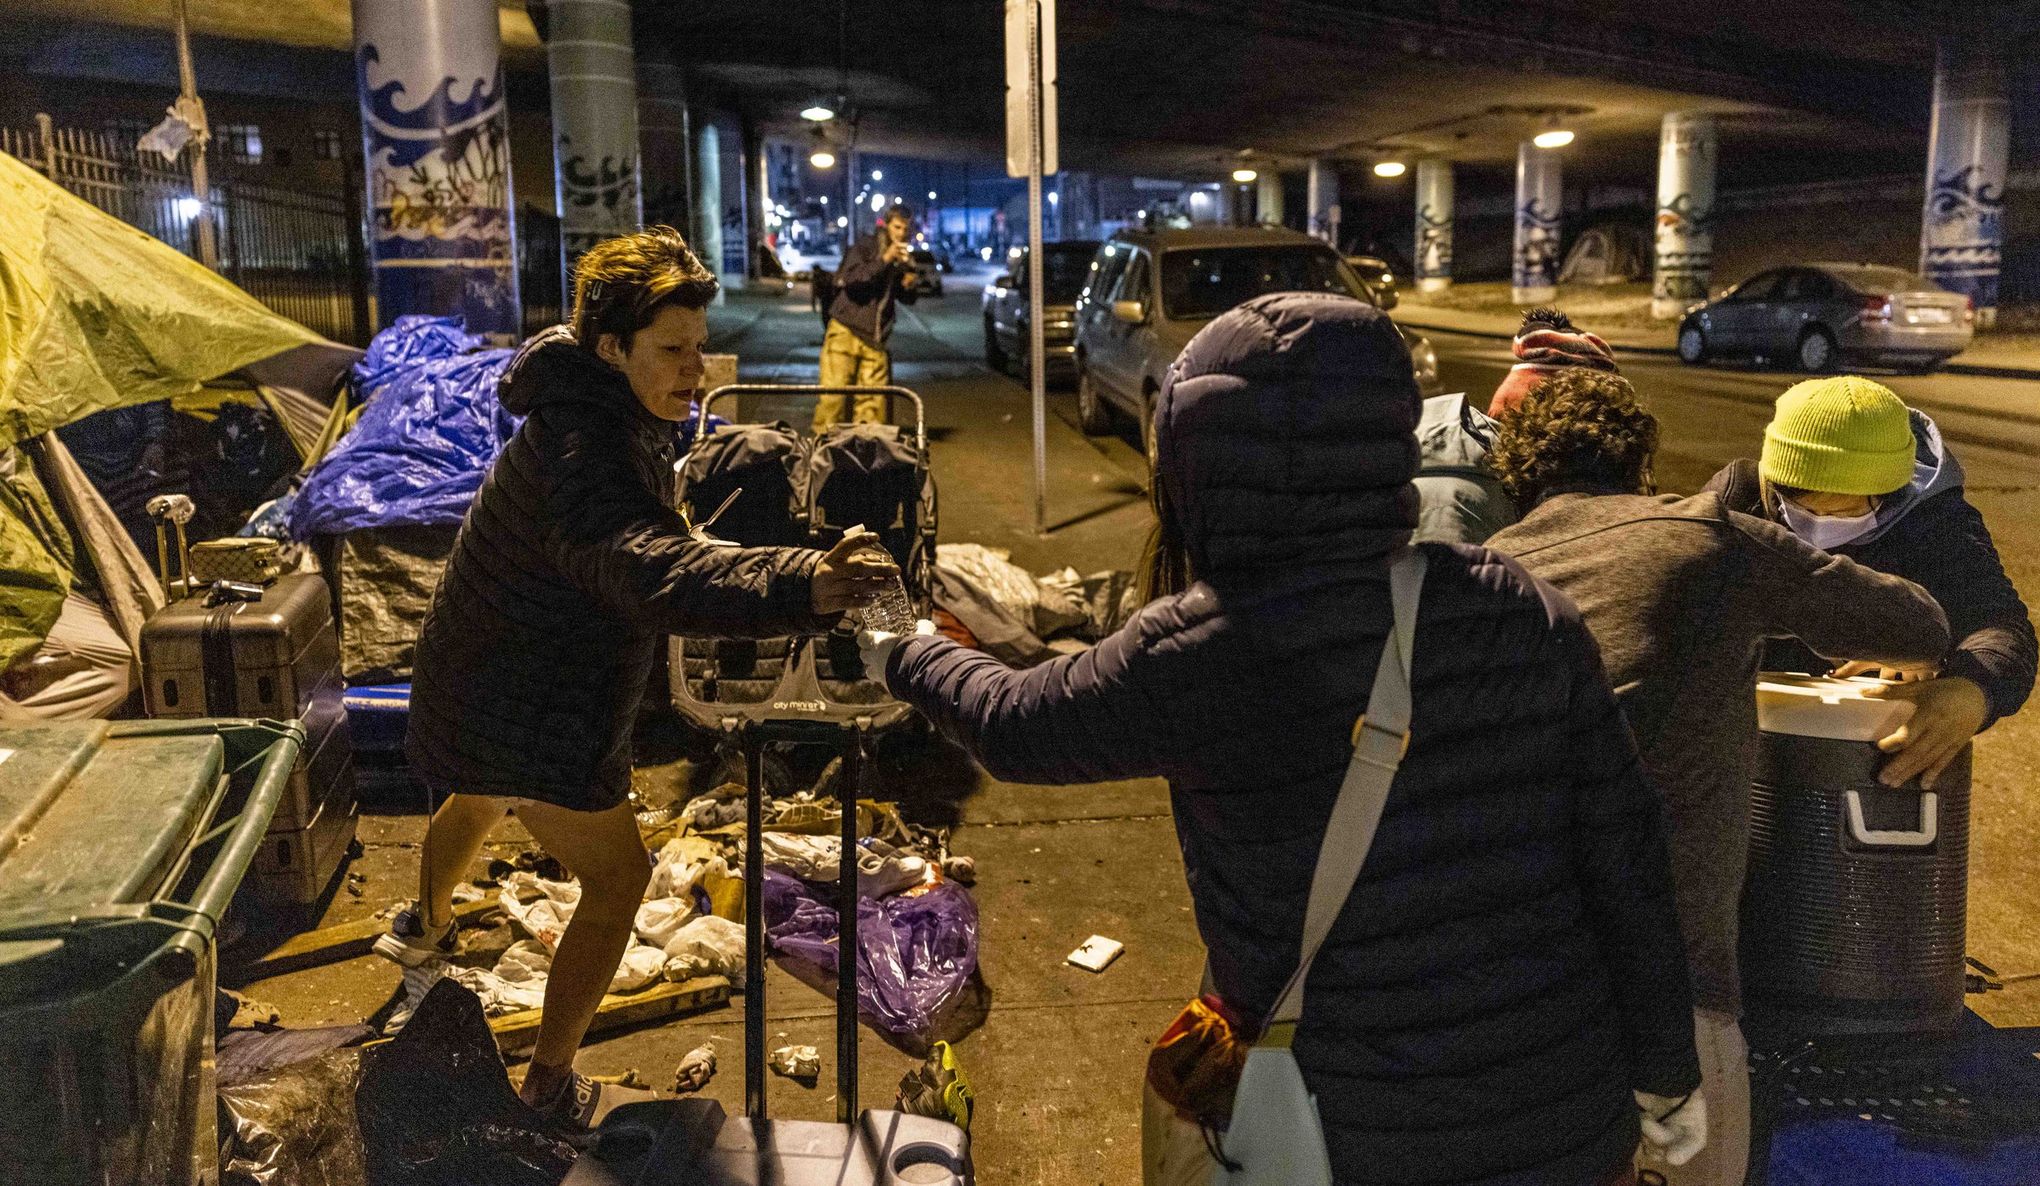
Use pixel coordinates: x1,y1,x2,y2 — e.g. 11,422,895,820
873,293,1704,1185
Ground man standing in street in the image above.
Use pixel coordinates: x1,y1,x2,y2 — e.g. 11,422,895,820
814,204,918,432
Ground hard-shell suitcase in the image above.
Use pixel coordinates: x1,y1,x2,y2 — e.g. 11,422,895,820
583,715,971,1185
140,573,356,903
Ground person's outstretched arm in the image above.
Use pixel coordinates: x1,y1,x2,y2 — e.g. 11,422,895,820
885,611,1178,785
1730,510,1949,668
1558,611,1703,1098
534,412,840,638
1900,493,2036,728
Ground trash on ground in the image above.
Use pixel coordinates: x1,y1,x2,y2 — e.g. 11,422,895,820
1067,934,1125,973
662,915,746,982
896,1040,976,1132
768,1044,821,1084
634,895,698,948
931,542,1139,666
764,869,981,1045
673,1042,718,1093
218,1046,369,1186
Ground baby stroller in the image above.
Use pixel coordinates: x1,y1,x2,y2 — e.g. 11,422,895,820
668,385,937,772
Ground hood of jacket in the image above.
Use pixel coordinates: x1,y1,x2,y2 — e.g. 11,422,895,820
1850,408,1963,546
498,324,656,427
1154,292,1420,578
1416,391,1496,475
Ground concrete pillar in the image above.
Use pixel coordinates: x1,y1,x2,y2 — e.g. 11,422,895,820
351,0,519,336
742,121,766,279
1255,171,1284,227
635,40,691,234
694,121,724,287
1920,39,2008,326
544,0,642,295
1651,113,1717,320
1414,159,1453,293
1307,159,1341,246
1512,141,1561,305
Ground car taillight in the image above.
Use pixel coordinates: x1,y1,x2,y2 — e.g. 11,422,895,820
1861,295,1892,321
1962,294,1976,323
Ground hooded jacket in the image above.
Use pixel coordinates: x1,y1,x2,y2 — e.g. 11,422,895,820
886,294,1700,1186
1706,410,2034,728
1414,391,1515,544
406,327,833,809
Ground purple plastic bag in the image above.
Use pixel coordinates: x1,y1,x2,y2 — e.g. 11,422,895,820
762,870,979,1045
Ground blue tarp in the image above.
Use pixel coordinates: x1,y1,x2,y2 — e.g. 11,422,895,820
290,318,517,538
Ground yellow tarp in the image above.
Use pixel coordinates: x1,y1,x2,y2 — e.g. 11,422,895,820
0,150,319,452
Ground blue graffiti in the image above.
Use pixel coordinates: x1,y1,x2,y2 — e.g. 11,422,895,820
1928,164,2004,231
357,43,507,168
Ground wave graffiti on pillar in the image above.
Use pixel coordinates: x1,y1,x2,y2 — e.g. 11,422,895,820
1924,164,2003,310
560,136,642,260
356,33,518,335
1514,199,1560,292
1653,191,1714,306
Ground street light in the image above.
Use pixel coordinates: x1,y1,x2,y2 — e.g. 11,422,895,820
837,215,849,227
1373,160,1408,178
1231,168,1258,183
928,190,938,200
871,193,886,212
871,169,883,181
801,104,836,122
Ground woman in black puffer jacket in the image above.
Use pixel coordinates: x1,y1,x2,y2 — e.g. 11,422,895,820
877,293,1703,1185
392,228,894,1131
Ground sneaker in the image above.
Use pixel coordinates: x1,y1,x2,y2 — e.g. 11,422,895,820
372,904,460,968
528,1069,662,1141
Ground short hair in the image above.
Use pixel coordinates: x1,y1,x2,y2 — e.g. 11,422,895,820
883,204,913,223
1488,368,1659,505
569,225,719,349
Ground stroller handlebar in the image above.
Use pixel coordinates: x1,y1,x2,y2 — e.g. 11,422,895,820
696,384,926,452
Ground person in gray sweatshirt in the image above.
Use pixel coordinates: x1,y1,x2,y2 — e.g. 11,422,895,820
1484,367,1950,1186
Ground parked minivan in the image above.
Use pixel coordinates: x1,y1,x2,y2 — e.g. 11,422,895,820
1072,227,1441,449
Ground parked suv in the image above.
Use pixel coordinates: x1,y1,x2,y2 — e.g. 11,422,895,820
1677,263,1974,373
1072,227,1441,447
982,239,1101,380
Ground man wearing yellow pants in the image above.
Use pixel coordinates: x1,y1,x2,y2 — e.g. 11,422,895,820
815,204,918,433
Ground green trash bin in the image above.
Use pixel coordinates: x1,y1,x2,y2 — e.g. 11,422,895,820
0,718,303,1186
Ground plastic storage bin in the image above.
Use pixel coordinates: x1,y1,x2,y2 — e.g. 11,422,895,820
0,719,303,1186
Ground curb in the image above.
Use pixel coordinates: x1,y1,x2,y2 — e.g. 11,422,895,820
1398,314,2040,398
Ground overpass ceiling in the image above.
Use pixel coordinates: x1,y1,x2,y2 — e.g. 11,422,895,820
647,0,1993,185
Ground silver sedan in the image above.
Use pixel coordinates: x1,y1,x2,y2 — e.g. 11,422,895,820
1677,263,1974,373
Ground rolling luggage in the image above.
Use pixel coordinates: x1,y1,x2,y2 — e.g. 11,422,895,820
139,572,357,905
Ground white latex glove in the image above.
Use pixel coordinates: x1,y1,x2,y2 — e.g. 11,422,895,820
858,619,935,679
1635,1089,1708,1167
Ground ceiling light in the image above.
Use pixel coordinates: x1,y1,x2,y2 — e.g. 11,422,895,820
810,149,837,169
1533,128,1575,149
1373,161,1408,178
1231,168,1258,183
801,105,836,122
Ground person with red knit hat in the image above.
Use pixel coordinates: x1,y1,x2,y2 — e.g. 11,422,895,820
1414,308,1620,545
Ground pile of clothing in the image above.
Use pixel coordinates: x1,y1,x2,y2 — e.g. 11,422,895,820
930,542,1140,667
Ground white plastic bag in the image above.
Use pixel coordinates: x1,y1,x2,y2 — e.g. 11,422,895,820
634,897,698,948
662,915,746,981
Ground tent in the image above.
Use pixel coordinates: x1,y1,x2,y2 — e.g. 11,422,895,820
1558,222,1651,286
0,150,358,720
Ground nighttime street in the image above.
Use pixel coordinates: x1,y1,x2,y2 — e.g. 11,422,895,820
5,3,2040,1186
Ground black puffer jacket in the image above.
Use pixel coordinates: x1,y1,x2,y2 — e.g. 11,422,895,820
886,294,1699,1185
407,327,834,809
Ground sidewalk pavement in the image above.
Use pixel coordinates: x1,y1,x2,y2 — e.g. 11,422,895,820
1393,289,2040,382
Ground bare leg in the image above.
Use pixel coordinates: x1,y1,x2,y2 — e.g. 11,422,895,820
418,793,508,928
508,798,652,1098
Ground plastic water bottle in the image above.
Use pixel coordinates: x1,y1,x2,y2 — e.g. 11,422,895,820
850,539,917,635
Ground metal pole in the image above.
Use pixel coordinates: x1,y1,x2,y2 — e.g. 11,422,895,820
171,0,218,269
1027,0,1047,536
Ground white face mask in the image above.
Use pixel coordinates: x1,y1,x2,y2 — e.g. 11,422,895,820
1779,498,1879,551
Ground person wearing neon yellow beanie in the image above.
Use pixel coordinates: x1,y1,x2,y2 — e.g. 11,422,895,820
1708,375,2034,792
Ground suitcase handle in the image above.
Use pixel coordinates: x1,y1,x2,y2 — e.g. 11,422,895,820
1845,788,1938,847
742,717,868,1127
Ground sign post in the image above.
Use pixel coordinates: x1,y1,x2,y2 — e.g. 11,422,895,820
1005,0,1057,535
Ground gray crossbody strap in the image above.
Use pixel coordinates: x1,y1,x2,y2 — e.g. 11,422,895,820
1266,548,1426,1030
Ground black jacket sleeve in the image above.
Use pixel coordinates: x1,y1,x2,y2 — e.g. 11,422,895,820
1879,492,2035,728
534,409,835,639
1558,610,1704,1098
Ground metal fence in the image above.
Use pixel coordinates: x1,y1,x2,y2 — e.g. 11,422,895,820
3,114,373,345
